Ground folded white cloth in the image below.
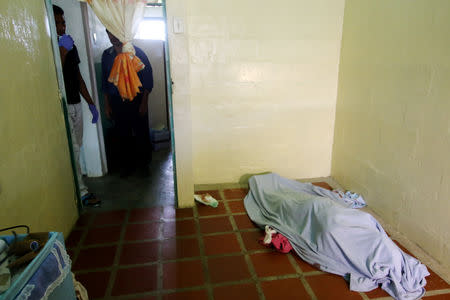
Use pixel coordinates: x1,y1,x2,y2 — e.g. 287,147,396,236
262,225,277,244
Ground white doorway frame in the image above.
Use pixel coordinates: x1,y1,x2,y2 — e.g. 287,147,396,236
45,0,179,210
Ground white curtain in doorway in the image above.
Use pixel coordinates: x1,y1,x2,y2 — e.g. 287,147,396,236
79,0,146,100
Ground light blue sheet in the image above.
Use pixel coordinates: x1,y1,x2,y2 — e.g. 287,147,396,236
244,173,429,300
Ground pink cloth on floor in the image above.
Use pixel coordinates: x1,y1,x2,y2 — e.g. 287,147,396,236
260,232,293,254
271,233,293,253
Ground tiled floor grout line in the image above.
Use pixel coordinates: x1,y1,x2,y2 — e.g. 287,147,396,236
103,210,130,299
77,241,130,249
218,189,226,202
202,228,260,236
299,276,318,300
81,223,128,229
79,234,199,248
71,214,96,267
124,286,208,299
286,254,318,300
193,204,214,300
424,288,450,296
70,198,450,300
199,211,246,218
97,275,450,300
128,217,194,224
297,270,325,277
258,274,301,281
110,286,208,300
359,291,371,300
69,231,84,268
198,213,243,219
225,199,266,300
209,278,254,288
228,194,324,300
73,248,276,275
99,208,166,300
78,226,261,249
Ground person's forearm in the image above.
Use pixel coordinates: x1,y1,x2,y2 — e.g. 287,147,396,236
104,93,112,119
59,46,68,66
142,89,149,106
78,71,94,105
104,93,110,108
138,89,150,116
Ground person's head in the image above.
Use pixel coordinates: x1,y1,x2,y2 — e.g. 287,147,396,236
106,29,123,50
53,5,66,36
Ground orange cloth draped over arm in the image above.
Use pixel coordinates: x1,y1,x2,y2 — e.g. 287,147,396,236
108,52,145,101
83,0,146,101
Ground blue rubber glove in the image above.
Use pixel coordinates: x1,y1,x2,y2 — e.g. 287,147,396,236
58,34,74,51
89,104,99,124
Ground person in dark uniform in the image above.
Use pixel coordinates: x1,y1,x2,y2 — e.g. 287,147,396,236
102,30,153,177
53,5,100,206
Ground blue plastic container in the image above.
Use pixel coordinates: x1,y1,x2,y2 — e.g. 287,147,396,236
0,232,76,300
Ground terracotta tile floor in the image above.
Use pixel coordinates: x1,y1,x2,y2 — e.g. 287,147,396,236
67,184,450,299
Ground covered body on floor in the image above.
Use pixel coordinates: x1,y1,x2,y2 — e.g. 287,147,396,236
244,173,429,300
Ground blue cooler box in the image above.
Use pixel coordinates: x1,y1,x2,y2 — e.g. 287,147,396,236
150,128,170,142
150,128,171,151
0,232,76,300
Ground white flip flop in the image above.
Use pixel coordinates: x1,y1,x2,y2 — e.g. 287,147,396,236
194,193,218,208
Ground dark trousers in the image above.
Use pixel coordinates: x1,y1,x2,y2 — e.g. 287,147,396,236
110,94,151,172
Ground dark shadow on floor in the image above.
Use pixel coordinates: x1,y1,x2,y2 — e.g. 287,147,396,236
83,149,175,211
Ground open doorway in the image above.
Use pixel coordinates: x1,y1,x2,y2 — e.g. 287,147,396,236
50,0,176,210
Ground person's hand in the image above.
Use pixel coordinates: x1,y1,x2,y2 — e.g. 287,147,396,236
139,100,148,116
58,34,74,51
105,103,113,119
88,104,99,124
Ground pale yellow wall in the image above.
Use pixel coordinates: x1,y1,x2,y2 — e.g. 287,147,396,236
166,0,345,186
0,0,78,236
166,0,195,207
332,0,450,269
